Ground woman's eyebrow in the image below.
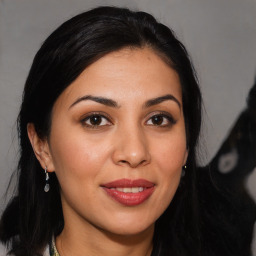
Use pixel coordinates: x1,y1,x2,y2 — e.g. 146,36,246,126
69,94,181,110
69,95,120,109
144,94,181,109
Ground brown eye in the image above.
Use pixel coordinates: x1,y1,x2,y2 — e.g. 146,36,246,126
82,114,111,128
146,113,176,127
89,115,102,125
151,116,164,125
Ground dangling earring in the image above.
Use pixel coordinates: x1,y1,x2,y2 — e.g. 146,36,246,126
181,165,187,177
44,167,50,192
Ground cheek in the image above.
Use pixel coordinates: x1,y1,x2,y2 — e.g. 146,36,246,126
144,134,186,221
49,129,111,183
153,133,187,172
151,132,186,196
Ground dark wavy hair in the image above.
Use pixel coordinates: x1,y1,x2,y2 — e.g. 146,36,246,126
0,6,202,256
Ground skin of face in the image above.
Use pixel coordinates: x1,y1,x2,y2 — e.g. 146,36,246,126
28,47,188,255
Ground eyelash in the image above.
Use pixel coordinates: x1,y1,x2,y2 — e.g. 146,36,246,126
80,111,176,129
145,111,177,127
81,112,112,129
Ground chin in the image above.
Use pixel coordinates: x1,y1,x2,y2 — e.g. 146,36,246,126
100,214,155,237
104,223,155,238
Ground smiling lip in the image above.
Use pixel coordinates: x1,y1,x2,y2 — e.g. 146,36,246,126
101,179,155,206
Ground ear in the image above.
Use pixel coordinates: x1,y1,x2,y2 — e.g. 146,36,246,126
27,123,55,172
183,148,189,166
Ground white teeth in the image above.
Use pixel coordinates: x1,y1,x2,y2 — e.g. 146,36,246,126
123,188,131,193
111,187,144,193
132,187,139,193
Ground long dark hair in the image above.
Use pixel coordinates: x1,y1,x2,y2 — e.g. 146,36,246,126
0,6,202,255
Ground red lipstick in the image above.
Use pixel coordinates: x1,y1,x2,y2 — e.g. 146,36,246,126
101,179,155,206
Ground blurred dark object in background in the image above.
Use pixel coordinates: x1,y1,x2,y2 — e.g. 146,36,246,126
199,79,256,255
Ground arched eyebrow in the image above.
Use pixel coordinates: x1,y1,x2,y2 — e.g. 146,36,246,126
144,94,181,109
69,95,120,109
69,94,181,109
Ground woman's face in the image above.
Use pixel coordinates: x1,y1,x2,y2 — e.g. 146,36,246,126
44,47,187,236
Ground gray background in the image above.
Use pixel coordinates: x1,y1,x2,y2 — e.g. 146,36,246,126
0,0,256,253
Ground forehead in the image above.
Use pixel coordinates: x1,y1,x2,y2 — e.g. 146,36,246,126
55,47,182,108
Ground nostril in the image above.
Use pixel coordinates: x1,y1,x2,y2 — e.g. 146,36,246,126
118,159,149,168
140,159,147,165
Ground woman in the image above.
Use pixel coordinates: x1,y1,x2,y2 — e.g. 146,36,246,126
0,6,202,256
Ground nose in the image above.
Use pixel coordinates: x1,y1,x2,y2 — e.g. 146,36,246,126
112,126,151,168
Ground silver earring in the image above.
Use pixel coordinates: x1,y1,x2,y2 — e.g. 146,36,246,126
44,167,50,192
181,165,186,177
